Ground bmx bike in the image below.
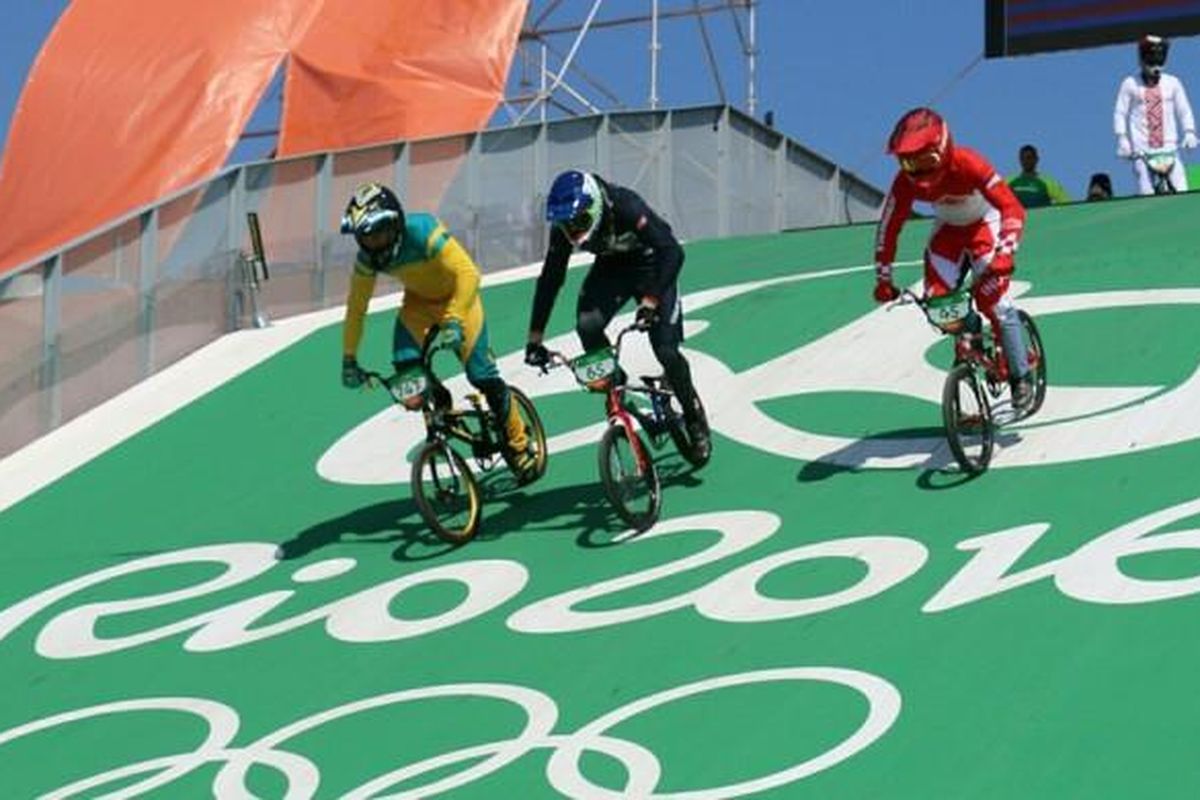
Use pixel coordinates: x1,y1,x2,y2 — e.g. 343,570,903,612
543,324,711,532
893,283,1046,475
365,325,547,544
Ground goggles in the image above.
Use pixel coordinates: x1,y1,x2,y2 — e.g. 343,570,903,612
561,210,595,236
898,149,943,176
345,208,398,236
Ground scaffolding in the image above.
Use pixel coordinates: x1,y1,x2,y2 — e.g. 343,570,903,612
504,0,759,125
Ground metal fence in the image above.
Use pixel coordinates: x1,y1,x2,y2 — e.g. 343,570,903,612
0,104,883,458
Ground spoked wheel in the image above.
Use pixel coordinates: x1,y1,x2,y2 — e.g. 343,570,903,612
411,441,481,545
942,363,994,475
1017,310,1047,417
666,393,712,469
598,423,661,533
508,386,549,483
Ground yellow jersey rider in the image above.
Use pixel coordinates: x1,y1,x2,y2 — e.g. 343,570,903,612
339,182,538,482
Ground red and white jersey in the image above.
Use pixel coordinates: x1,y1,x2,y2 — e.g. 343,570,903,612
874,146,1026,267
1114,73,1196,152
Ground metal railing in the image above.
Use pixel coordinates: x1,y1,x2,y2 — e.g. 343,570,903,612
0,104,883,458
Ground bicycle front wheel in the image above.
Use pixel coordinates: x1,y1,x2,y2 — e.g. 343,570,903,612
942,363,994,475
1018,310,1047,417
509,386,549,482
598,423,661,533
411,441,481,544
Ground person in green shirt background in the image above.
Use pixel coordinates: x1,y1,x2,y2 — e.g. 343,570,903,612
1007,144,1071,208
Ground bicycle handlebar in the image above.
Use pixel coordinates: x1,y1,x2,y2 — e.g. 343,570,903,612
1128,147,1178,158
888,288,924,310
361,369,403,404
538,322,643,387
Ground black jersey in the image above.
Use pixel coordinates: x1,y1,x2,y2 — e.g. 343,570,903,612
529,177,683,334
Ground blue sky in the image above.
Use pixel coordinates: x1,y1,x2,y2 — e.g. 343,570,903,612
1,2,1198,201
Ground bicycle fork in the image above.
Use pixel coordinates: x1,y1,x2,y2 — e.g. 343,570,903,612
606,391,654,473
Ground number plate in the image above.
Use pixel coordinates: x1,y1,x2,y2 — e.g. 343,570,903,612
926,290,971,329
391,369,427,405
572,348,617,386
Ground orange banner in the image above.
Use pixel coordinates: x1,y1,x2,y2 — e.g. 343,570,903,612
0,0,526,276
0,1,324,275
279,0,527,156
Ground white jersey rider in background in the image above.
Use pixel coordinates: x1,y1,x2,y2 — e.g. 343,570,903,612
1114,34,1197,194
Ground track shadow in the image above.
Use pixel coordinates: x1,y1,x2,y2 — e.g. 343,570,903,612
276,453,709,563
796,426,948,483
478,452,707,549
478,479,620,542
914,424,1022,489
275,499,454,563
915,467,984,490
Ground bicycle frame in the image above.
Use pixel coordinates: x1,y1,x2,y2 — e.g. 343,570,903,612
364,326,503,469
896,287,1012,390
424,399,500,465
547,324,662,472
952,327,1011,389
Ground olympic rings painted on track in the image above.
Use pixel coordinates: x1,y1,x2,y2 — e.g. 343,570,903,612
0,667,900,798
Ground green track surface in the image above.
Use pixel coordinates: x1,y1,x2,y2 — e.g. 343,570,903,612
2,193,1200,797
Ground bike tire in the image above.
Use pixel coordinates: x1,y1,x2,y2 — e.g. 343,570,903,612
598,423,661,533
666,394,712,469
411,441,481,545
1017,310,1047,417
509,386,549,482
942,363,994,475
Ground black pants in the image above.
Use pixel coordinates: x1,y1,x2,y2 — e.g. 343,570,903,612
575,258,698,408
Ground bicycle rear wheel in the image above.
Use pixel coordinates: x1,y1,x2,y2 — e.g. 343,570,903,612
411,441,481,544
1017,310,1047,417
942,363,993,475
508,386,549,483
598,423,661,532
666,393,712,469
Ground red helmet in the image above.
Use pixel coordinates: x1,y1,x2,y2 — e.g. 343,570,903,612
887,107,952,189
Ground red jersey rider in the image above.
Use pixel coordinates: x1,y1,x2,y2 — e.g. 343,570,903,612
873,107,1035,410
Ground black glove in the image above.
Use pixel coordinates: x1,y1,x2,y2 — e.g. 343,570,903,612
525,341,550,369
634,301,659,331
341,356,365,389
